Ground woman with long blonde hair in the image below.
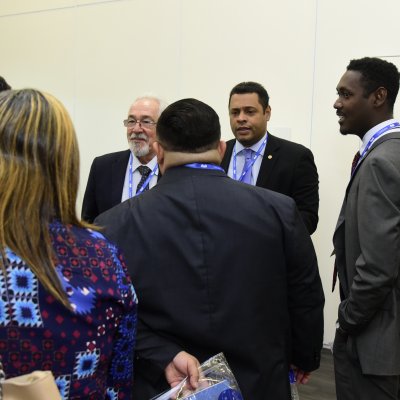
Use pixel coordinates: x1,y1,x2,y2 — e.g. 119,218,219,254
0,89,137,399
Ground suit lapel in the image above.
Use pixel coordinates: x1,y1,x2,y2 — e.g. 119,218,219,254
111,150,131,205
333,200,346,247
256,133,280,187
332,199,349,295
221,140,234,172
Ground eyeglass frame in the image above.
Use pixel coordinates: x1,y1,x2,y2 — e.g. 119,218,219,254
123,118,157,129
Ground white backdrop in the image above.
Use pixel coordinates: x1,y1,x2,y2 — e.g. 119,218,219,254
1,0,400,346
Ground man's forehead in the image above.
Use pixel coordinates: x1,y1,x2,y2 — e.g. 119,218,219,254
229,93,262,108
337,70,363,90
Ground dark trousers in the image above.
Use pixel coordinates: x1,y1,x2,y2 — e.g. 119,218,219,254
333,329,400,400
132,360,169,400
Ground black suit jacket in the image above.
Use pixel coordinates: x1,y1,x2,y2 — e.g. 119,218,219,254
81,150,130,223
96,166,324,400
221,134,319,234
81,150,161,223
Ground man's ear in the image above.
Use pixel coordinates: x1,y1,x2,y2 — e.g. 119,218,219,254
373,87,388,108
218,140,227,159
153,141,165,167
265,105,271,121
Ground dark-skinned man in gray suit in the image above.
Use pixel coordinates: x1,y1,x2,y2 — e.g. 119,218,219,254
333,57,400,400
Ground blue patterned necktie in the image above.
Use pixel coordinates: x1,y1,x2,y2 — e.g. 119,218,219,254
241,148,254,185
136,165,151,193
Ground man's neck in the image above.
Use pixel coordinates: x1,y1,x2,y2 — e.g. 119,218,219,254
357,114,394,139
236,132,267,150
161,149,222,174
136,153,156,165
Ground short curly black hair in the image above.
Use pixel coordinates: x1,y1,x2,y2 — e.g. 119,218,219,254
347,57,399,109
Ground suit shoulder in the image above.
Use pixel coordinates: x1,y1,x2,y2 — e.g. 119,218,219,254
366,137,400,169
93,149,130,164
269,134,313,155
255,184,296,205
95,198,135,230
232,177,297,209
375,134,400,151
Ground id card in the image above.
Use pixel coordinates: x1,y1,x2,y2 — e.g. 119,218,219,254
182,380,243,400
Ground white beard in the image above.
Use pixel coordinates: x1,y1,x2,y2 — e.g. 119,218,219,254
128,133,150,158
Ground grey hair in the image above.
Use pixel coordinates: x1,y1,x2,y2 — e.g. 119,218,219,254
133,94,169,117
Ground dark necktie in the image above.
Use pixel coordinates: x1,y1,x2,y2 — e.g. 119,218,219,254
351,151,361,175
136,165,151,193
241,148,254,184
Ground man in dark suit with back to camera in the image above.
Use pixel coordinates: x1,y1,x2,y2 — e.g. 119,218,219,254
332,57,400,400
81,95,166,222
96,97,324,400
221,81,319,234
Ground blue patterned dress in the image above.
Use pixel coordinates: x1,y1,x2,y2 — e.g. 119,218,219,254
0,221,137,399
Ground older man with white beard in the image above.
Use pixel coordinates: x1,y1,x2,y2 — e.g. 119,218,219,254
82,95,166,223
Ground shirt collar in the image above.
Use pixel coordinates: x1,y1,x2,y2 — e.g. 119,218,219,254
130,152,158,174
360,118,400,154
235,132,267,154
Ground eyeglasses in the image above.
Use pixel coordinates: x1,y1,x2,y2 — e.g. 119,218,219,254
123,118,157,129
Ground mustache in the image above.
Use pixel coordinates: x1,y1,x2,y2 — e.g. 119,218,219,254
129,133,148,141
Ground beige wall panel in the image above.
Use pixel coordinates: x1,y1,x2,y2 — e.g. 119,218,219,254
179,0,317,147
0,0,128,16
0,0,76,16
0,9,76,115
72,0,181,205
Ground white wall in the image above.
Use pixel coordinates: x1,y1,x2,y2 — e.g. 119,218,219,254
1,0,400,347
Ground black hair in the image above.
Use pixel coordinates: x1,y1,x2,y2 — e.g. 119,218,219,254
347,57,399,109
156,98,221,153
229,81,269,110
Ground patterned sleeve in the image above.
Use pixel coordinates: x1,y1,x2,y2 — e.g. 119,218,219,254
105,243,138,400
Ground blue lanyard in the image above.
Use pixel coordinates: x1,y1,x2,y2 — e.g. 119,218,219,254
232,135,268,181
353,121,400,175
361,122,400,157
184,163,225,172
128,153,158,197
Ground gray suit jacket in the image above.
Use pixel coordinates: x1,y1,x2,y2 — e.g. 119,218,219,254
333,131,400,375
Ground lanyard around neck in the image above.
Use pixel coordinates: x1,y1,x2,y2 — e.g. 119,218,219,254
352,121,400,176
184,163,225,172
232,135,268,181
361,122,400,157
128,153,158,197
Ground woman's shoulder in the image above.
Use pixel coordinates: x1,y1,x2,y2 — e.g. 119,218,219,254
49,221,136,304
49,220,113,247
49,220,125,269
